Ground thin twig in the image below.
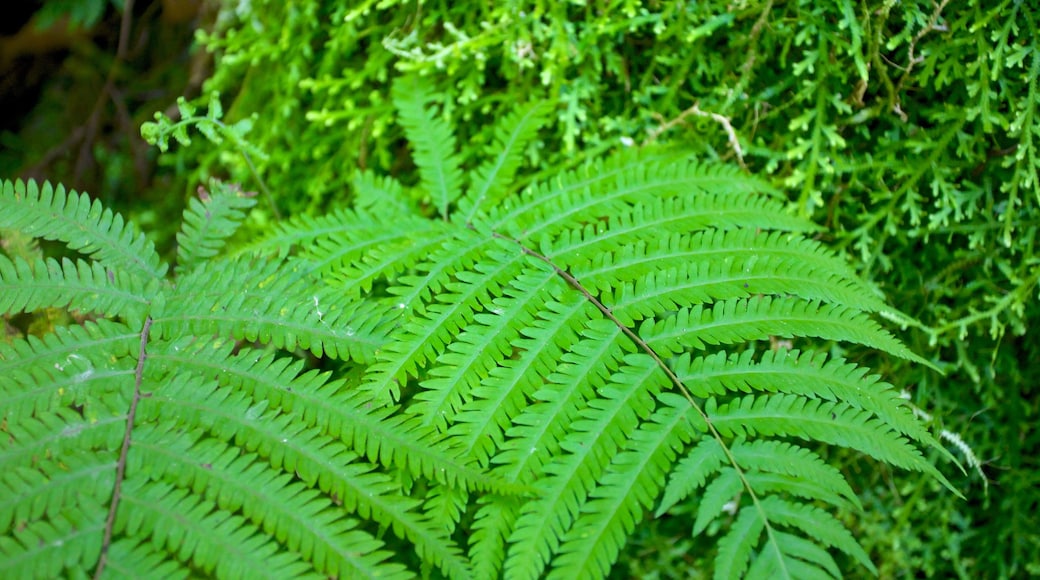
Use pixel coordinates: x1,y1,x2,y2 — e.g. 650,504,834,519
94,316,152,579
643,103,747,170
890,0,950,121
75,0,137,183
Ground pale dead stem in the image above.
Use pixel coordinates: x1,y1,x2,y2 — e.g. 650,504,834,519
643,104,748,170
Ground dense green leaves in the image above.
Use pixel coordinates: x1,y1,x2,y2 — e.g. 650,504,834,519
0,3,983,569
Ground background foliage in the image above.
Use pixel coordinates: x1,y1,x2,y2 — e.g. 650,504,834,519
2,0,1038,577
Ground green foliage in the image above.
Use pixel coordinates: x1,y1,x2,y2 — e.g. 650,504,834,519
0,78,957,576
173,1,1039,574
34,0,123,29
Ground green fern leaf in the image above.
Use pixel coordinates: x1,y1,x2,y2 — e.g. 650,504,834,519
759,496,877,576
0,256,152,323
0,179,165,280
673,349,950,460
504,354,669,580
175,181,257,274
655,436,727,517
468,495,522,579
115,479,314,578
549,393,702,579
156,257,390,361
391,75,464,219
637,297,929,366
0,502,107,579
713,504,766,580
353,170,420,217
458,101,548,223
449,283,590,464
710,394,949,483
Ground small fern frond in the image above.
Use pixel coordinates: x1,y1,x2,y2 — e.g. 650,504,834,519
756,496,877,576
0,180,166,280
0,256,153,323
459,101,548,223
504,354,670,580
549,393,700,579
713,503,767,580
409,267,555,432
130,425,418,579
114,479,313,579
570,230,891,315
672,349,951,459
0,453,115,537
468,495,522,579
709,394,949,483
391,75,464,219
448,282,590,464
175,181,257,275
360,240,527,403
352,170,419,218
0,502,108,579
157,257,390,361
730,440,861,511
637,297,929,366
655,435,727,516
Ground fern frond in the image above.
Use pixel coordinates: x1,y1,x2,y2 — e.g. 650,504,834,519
0,408,125,474
758,496,876,575
388,227,508,308
0,256,153,323
330,391,525,495
0,502,107,579
232,207,371,258
673,349,949,455
489,154,776,235
353,170,419,217
0,179,166,280
116,479,313,578
636,297,928,366
298,214,450,292
458,101,548,223
571,231,891,315
468,495,522,579
0,453,115,535
410,267,555,432
505,160,800,242
175,181,257,274
360,241,527,403
730,440,861,511
655,436,727,517
135,378,474,579
504,354,669,580
710,394,947,481
714,503,766,580
449,284,591,464
549,392,702,579
492,320,626,484
547,196,818,268
157,257,390,361
751,530,841,579
103,538,193,579
391,75,464,219
131,425,420,579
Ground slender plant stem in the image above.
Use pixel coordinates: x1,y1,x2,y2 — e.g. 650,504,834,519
94,316,152,579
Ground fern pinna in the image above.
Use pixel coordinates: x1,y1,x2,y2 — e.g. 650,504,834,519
1,76,956,578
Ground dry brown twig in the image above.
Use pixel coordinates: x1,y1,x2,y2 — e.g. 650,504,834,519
643,103,748,170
